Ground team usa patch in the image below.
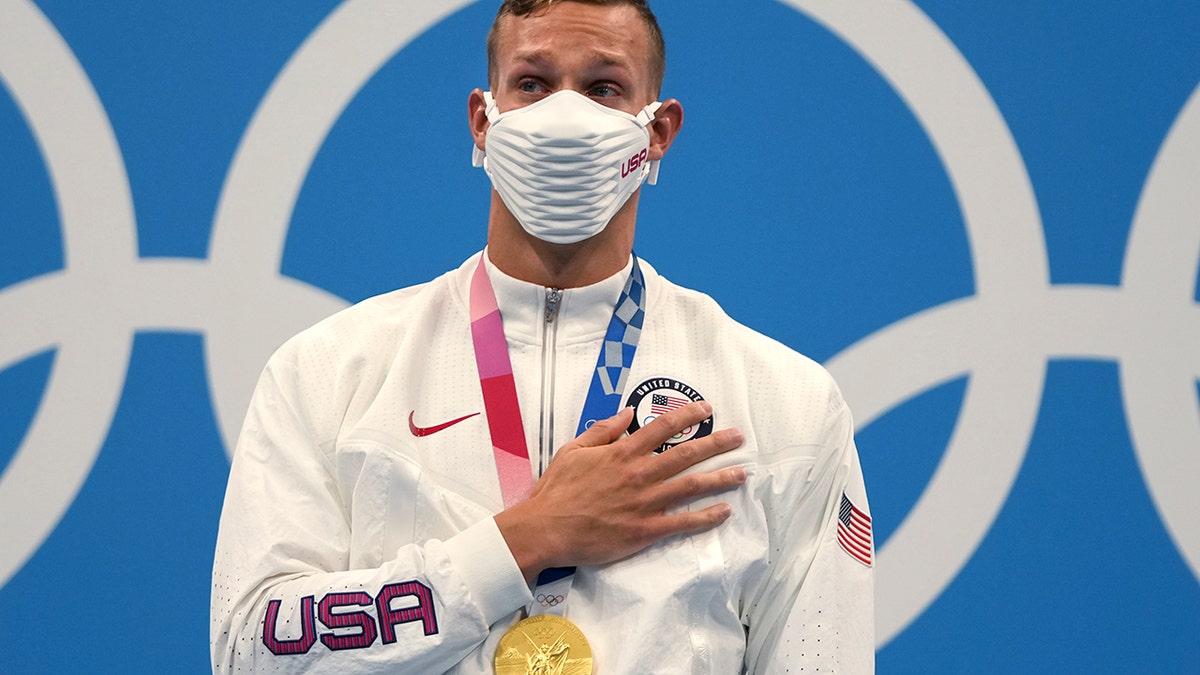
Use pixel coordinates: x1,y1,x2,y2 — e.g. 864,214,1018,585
837,492,873,567
624,377,714,453
261,581,438,655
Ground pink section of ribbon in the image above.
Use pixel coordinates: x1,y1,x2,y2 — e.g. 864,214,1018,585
472,311,511,380
493,445,534,509
469,256,500,321
471,258,534,510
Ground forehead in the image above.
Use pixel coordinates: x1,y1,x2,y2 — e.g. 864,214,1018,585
492,3,653,78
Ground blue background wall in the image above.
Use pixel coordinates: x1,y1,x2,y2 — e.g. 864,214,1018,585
1,0,1198,671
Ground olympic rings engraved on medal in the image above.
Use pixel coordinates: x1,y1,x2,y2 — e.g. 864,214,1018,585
537,594,566,607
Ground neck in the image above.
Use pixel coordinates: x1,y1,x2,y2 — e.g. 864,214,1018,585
486,192,638,288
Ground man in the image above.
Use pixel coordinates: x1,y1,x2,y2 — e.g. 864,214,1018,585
211,1,874,673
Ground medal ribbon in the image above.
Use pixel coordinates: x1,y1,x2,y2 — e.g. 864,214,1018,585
469,254,646,615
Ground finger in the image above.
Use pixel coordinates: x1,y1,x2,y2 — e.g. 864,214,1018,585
649,465,747,510
640,503,734,542
622,400,715,456
562,406,635,451
649,427,744,479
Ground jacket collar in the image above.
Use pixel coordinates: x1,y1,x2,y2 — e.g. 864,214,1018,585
475,248,633,347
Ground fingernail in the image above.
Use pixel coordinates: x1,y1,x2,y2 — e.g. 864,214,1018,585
699,400,713,414
732,467,747,483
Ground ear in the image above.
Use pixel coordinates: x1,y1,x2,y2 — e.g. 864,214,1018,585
648,98,683,161
468,88,490,153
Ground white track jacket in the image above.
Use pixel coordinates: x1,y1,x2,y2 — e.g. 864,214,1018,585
211,251,874,673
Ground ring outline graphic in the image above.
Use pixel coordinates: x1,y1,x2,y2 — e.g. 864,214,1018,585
536,593,565,607
0,0,138,589
778,0,1048,645
1119,82,1200,583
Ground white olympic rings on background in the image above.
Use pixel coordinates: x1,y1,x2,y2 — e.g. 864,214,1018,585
0,0,1195,650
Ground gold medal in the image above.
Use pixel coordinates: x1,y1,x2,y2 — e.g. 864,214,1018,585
494,614,594,675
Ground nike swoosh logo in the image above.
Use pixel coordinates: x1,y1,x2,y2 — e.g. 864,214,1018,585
408,410,481,437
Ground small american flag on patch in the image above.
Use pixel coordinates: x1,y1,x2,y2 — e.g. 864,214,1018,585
837,492,873,567
650,393,689,415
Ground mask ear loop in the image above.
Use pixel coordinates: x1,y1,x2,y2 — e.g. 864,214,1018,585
638,101,664,185
471,91,501,168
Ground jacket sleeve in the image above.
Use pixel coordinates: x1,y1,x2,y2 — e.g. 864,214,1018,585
745,390,876,674
210,350,532,674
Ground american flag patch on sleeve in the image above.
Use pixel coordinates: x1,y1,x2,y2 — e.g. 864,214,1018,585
837,492,873,567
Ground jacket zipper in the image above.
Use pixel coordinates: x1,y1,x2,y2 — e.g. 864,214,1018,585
537,287,563,478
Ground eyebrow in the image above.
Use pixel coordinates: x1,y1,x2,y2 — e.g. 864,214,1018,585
509,48,633,72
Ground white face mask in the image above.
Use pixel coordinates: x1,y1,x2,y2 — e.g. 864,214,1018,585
473,90,663,245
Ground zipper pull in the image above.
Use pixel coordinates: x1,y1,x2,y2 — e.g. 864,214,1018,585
545,288,563,324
